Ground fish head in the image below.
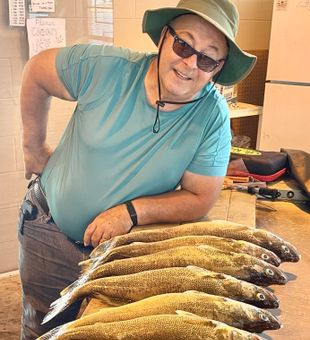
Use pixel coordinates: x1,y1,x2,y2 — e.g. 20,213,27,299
247,263,287,286
253,287,279,309
280,242,301,262
264,266,287,285
260,250,281,267
214,322,264,340
254,229,300,263
258,310,281,330
243,309,281,333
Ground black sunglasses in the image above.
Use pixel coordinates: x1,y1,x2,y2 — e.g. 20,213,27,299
167,25,225,73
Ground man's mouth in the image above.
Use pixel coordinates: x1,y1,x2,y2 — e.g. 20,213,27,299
174,69,192,81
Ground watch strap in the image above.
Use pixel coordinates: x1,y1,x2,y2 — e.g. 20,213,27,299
125,201,138,226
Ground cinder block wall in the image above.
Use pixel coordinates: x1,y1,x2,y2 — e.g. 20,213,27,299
0,0,273,273
0,0,89,273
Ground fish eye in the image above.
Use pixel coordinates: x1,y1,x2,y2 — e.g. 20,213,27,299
257,293,266,300
266,268,274,276
259,313,269,321
282,245,290,253
262,254,269,260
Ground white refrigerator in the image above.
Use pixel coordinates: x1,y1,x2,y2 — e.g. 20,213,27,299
258,0,310,152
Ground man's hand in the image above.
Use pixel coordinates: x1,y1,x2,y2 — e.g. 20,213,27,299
20,48,75,181
23,143,53,180
83,204,133,248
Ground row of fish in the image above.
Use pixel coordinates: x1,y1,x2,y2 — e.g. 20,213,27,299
90,220,300,262
40,220,300,339
39,290,282,339
42,310,266,340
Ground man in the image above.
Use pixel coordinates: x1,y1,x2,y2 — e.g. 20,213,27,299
18,0,256,338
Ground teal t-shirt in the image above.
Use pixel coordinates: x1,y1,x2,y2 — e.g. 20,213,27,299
41,44,231,242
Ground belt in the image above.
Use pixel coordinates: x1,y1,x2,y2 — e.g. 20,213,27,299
29,179,50,215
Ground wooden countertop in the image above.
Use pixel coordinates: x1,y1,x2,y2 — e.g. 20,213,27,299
256,180,310,340
80,179,310,340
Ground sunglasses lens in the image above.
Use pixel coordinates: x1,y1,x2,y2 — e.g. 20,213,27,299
173,38,194,58
197,56,218,72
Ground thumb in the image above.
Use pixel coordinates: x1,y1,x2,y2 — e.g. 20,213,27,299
25,170,32,180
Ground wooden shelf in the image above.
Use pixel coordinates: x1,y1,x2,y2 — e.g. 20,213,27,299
229,102,262,119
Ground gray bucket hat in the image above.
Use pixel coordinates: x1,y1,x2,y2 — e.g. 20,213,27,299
142,0,257,85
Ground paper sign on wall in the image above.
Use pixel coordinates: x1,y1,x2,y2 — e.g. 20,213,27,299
9,0,26,26
30,0,55,13
26,18,66,58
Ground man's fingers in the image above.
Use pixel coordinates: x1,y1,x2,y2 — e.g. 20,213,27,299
83,223,97,246
90,228,110,248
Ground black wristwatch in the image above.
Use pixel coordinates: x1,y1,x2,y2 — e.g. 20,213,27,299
125,201,138,226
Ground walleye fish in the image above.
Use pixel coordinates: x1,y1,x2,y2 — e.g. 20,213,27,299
43,266,279,324
38,291,280,339
79,245,287,287
41,311,264,340
90,220,300,262
81,235,281,272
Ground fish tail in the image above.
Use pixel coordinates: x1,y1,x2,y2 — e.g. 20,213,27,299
42,291,78,325
78,258,94,272
37,324,69,340
79,256,105,274
80,242,117,274
60,275,89,297
90,238,117,258
42,276,91,324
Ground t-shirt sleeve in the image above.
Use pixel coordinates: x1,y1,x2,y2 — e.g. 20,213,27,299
55,44,125,104
187,99,231,177
55,44,93,100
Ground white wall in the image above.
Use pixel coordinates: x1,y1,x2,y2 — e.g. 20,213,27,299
113,0,273,51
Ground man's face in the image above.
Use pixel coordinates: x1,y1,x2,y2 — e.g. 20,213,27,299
158,14,228,102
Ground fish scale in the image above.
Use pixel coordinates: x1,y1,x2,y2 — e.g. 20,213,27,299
38,291,280,340
82,234,281,271
43,266,279,325
82,245,287,286
44,312,264,340
90,220,300,263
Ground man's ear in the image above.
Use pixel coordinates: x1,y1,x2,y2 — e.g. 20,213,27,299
215,60,226,74
212,60,225,82
157,25,169,48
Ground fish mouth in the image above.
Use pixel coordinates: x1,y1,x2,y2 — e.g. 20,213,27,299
244,317,281,333
243,297,278,309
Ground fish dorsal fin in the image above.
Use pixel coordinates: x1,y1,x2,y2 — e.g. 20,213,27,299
93,293,129,307
210,219,250,229
197,245,217,252
197,245,232,255
197,244,212,251
176,310,213,326
187,266,228,280
186,265,209,276
176,310,199,317
183,290,207,296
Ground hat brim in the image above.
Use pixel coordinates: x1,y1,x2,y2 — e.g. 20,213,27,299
142,7,256,85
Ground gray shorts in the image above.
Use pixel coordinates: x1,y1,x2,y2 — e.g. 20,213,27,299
18,179,92,339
